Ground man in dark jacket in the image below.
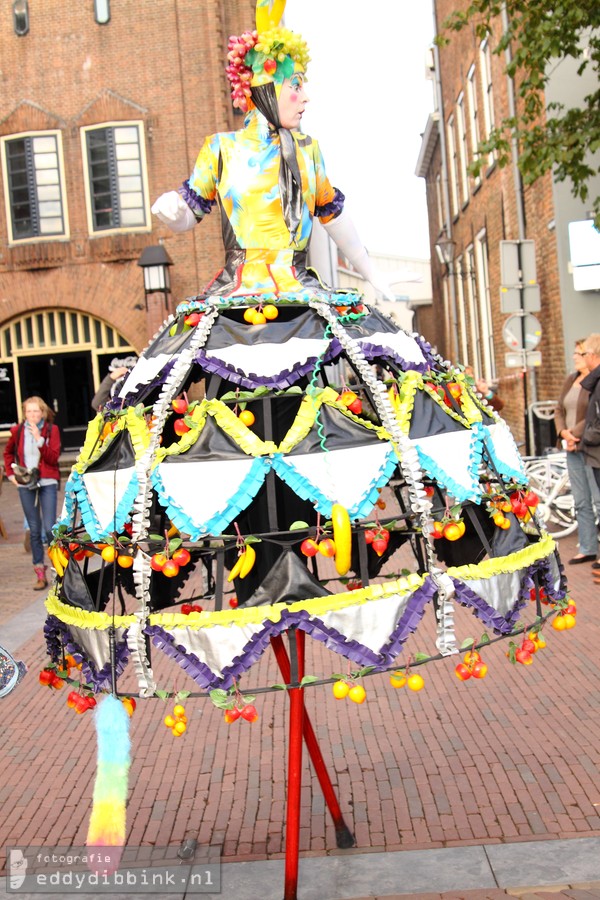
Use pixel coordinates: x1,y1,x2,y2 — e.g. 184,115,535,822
580,333,600,582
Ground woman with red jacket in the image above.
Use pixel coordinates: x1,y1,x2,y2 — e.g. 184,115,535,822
3,396,61,590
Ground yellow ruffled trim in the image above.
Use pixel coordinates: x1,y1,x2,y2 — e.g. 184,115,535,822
209,401,278,456
396,371,420,436
45,593,137,630
150,572,425,630
73,415,128,474
454,373,483,426
154,403,208,465
447,533,556,581
125,407,153,457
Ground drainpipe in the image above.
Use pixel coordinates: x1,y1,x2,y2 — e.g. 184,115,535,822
501,2,538,452
432,0,460,360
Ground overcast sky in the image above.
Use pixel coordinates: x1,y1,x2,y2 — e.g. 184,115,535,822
286,1,435,260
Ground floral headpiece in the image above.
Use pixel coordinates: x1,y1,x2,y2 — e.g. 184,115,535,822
226,1,310,113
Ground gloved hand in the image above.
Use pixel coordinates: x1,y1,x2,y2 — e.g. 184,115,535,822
151,191,197,233
321,209,396,302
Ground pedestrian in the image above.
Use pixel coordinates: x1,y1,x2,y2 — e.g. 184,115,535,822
579,334,600,583
3,396,61,590
554,338,600,565
91,357,137,412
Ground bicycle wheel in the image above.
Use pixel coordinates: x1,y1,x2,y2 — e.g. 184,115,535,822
524,456,577,539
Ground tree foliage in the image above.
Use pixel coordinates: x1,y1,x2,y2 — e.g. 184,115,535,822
437,1,600,226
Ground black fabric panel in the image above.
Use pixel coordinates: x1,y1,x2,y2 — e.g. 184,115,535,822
290,403,385,455
408,390,466,440
243,548,331,607
85,430,136,472
203,306,325,351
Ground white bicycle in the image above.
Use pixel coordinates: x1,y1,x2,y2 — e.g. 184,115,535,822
522,452,577,539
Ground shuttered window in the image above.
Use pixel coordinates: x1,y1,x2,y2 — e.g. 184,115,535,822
83,123,147,232
1,132,67,241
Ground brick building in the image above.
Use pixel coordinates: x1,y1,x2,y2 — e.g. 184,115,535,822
0,0,254,451
416,0,600,450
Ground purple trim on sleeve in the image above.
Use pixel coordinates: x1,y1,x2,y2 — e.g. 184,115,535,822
315,187,345,220
179,180,215,217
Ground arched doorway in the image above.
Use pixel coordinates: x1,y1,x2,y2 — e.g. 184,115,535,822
0,309,135,450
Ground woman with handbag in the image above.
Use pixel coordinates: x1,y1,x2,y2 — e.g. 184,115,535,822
3,396,61,590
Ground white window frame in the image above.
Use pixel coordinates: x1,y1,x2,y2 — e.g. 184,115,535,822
0,130,69,244
456,93,469,207
479,38,496,166
474,229,495,380
466,64,482,189
447,115,459,218
435,173,444,234
455,255,470,367
81,120,151,236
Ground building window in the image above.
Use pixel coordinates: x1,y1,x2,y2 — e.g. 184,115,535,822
82,122,149,234
466,65,482,189
455,255,470,367
435,173,444,234
465,245,482,377
456,93,469,206
447,115,459,218
479,38,496,166
1,132,67,242
475,230,495,380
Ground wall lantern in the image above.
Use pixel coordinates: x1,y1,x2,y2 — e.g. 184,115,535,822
137,245,173,311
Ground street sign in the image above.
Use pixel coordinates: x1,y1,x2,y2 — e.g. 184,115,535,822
502,313,542,351
499,284,541,313
505,350,542,368
500,240,537,285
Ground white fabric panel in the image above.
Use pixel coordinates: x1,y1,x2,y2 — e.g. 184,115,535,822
412,431,478,496
205,337,329,377
357,330,426,366
320,591,411,653
462,569,522,618
82,467,136,530
486,421,526,478
283,443,393,509
156,458,255,527
166,622,265,677
117,353,173,396
67,626,127,671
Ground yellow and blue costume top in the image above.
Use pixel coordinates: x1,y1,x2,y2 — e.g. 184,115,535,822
180,107,343,296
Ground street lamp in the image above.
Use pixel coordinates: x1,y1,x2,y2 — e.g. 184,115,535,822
435,234,456,268
137,245,173,311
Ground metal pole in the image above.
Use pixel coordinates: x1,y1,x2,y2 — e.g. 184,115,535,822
283,628,305,900
270,635,355,849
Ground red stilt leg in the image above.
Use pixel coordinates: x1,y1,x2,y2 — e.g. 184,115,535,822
284,629,305,900
271,635,355,849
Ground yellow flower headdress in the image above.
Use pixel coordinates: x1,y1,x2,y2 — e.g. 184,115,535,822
226,0,310,112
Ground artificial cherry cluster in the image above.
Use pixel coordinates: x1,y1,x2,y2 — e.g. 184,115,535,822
243,304,279,325
180,603,203,615
364,527,390,557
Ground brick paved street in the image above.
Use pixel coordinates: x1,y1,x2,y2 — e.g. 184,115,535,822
1,475,599,899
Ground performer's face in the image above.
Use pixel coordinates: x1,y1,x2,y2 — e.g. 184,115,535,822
278,74,309,129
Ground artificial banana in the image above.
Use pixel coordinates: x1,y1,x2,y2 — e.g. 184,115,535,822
227,543,256,582
331,503,352,576
48,543,69,577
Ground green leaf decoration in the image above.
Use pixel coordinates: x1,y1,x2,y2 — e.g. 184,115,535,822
271,683,288,691
175,690,191,701
240,693,256,704
155,689,170,700
244,535,262,544
356,666,376,677
479,632,491,646
413,653,429,663
168,537,183,552
299,675,319,686
134,403,145,417
209,689,232,709
149,534,164,542
289,520,309,531
460,637,475,650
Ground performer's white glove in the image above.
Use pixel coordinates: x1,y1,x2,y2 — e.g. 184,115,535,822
151,190,197,233
321,209,396,302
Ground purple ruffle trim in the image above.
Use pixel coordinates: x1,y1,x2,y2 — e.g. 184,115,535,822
145,594,427,690
194,347,338,391
315,187,345,220
343,339,430,374
179,180,215,217
450,558,563,634
44,615,130,691
106,360,177,411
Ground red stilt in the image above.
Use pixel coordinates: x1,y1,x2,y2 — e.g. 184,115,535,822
284,629,305,900
271,634,354,848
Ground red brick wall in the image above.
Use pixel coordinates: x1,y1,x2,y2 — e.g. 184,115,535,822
0,0,255,351
425,0,566,446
